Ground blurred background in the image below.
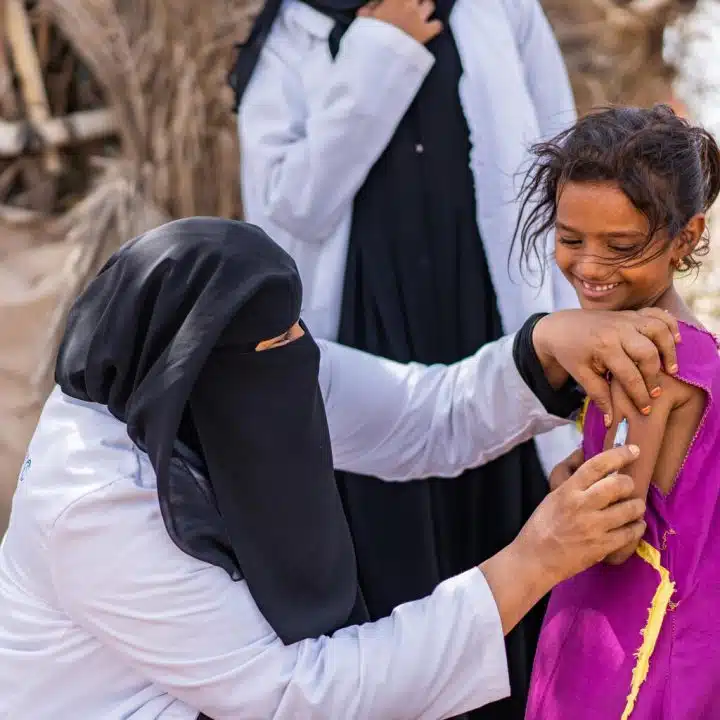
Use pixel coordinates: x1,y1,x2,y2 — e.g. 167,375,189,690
0,0,718,534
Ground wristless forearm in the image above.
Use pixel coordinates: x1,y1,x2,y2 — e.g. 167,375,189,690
478,542,555,636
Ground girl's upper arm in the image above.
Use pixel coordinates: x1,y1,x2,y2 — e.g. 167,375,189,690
604,374,705,499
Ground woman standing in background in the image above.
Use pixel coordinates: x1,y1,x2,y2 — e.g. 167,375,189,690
231,1,577,714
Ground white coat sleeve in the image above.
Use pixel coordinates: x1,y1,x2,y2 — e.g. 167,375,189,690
50,487,510,720
318,334,569,480
509,0,579,313
238,13,434,241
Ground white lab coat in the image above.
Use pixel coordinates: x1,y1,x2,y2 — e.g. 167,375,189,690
238,0,580,470
0,336,566,719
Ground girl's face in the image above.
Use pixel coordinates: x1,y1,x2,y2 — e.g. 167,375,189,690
554,181,688,311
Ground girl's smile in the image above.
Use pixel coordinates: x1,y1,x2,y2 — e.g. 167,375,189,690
514,104,715,318
572,276,623,301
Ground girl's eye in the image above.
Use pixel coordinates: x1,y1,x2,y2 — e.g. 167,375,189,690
558,237,582,246
608,244,640,255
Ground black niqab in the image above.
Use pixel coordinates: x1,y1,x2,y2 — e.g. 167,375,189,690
55,217,367,644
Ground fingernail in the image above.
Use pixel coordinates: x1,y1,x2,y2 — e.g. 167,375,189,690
604,414,612,428
668,364,679,375
642,406,651,416
650,386,662,398
675,333,682,343
629,444,640,457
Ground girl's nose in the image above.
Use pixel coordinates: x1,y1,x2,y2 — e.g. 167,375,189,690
575,258,615,282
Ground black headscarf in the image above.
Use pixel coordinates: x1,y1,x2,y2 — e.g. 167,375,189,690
55,217,367,644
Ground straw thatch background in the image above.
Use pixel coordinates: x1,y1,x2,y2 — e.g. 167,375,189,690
0,0,706,230
0,0,717,532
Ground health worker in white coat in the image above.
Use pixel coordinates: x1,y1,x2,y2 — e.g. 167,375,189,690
0,218,678,719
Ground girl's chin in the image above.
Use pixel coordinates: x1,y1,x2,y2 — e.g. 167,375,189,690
577,296,629,312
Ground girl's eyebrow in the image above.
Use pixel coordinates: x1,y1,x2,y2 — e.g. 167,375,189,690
600,231,647,239
556,221,646,239
555,222,581,234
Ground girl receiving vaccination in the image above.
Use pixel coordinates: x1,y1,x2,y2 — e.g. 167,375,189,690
517,105,720,719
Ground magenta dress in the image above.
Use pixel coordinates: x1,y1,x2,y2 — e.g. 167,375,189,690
526,322,720,719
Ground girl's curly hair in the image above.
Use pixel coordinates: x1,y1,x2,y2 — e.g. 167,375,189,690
513,105,720,281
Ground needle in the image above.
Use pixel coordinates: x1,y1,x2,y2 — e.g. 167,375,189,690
608,418,629,477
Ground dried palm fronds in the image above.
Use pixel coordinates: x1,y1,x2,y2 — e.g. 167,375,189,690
16,0,261,391
41,0,258,219
31,158,169,395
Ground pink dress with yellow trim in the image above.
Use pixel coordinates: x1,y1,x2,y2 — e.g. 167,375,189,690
526,322,720,719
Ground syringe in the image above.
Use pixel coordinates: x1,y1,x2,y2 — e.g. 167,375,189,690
612,418,629,449
607,418,630,477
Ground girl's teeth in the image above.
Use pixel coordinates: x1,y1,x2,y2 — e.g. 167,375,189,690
582,280,619,292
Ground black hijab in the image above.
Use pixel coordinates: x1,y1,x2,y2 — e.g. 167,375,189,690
55,217,367,644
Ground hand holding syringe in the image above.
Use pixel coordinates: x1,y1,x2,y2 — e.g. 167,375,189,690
604,417,641,565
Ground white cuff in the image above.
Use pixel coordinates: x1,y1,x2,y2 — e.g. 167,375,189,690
442,568,511,704
344,17,435,74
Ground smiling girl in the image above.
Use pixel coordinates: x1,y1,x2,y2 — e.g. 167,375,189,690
515,105,720,719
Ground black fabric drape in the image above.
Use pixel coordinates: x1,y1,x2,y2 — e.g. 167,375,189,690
332,17,548,720
55,218,368,648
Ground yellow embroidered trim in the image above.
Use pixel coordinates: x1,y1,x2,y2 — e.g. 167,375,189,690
576,396,591,432
620,540,676,720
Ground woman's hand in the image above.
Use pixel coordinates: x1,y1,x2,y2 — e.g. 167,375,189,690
604,544,640,566
358,0,443,45
550,452,641,566
518,444,645,586
480,445,645,634
532,308,680,426
548,443,649,567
